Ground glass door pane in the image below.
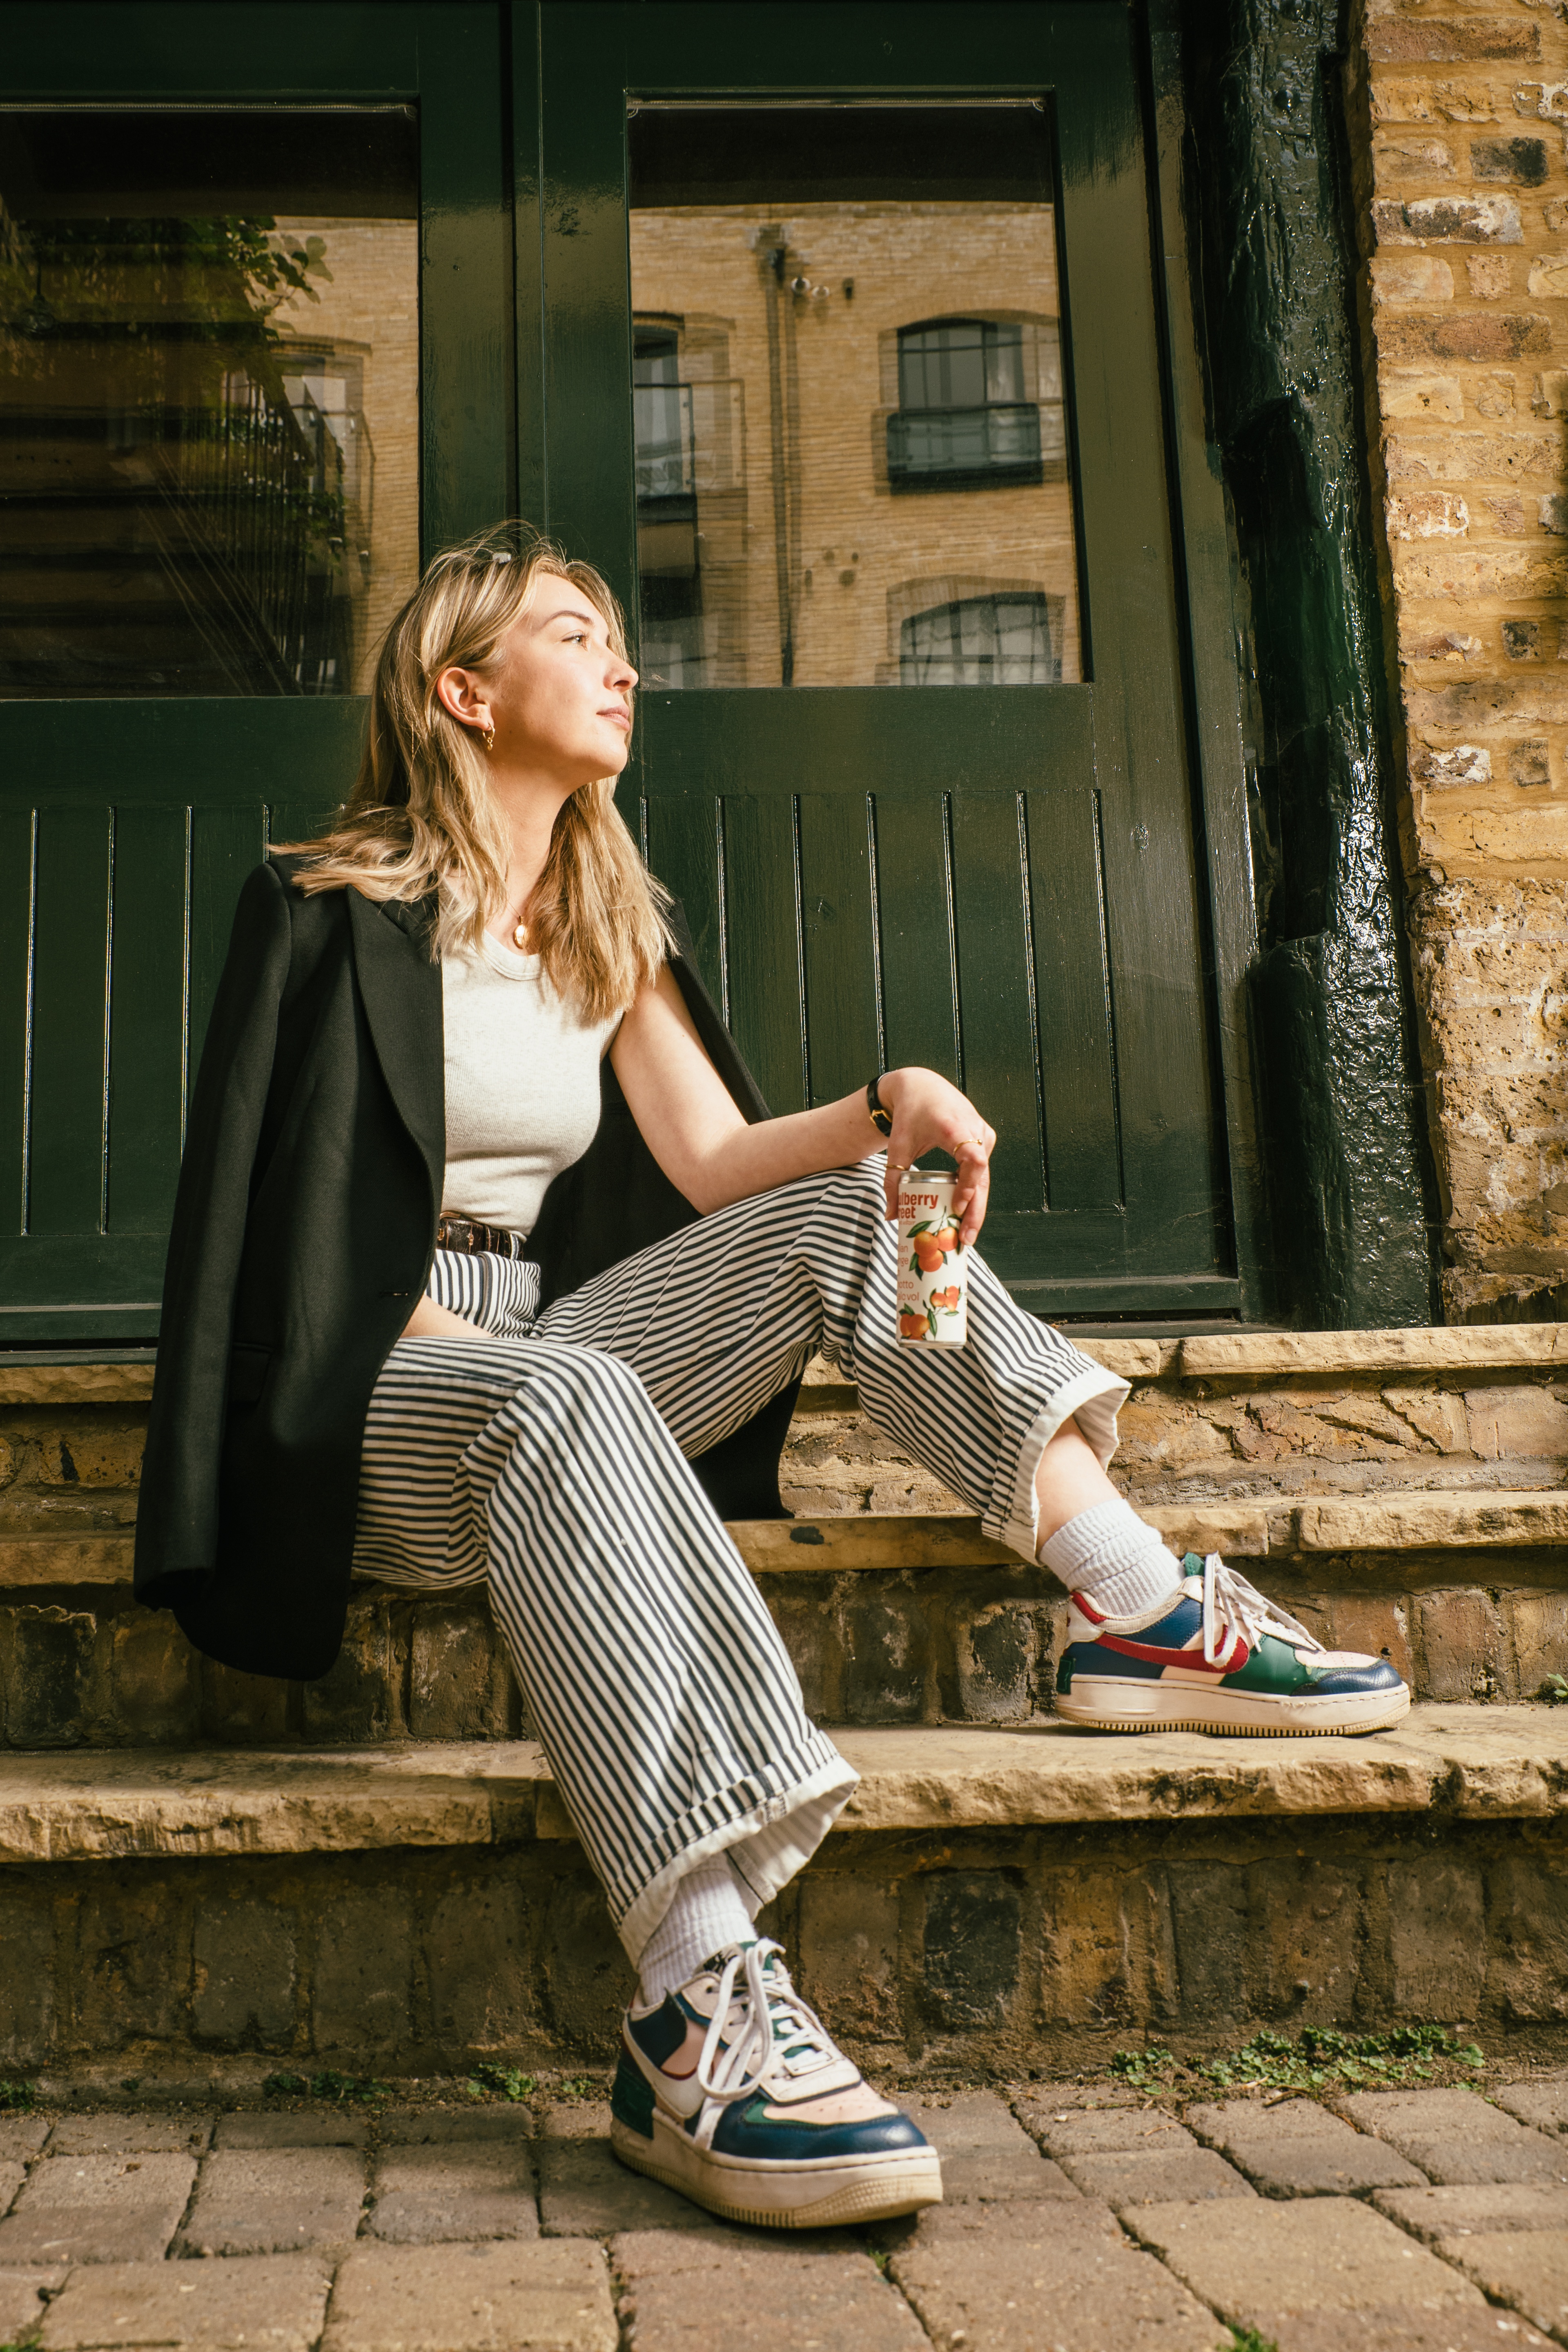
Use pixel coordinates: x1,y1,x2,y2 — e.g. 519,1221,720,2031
626,102,1082,692
0,107,419,697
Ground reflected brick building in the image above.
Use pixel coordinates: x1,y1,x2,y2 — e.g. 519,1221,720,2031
629,198,1081,690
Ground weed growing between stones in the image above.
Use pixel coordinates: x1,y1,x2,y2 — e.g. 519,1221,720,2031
0,2080,35,2111
1107,2025,1484,2094
1545,1673,1568,1705
1228,2332,1281,2352
464,2062,535,2102
261,2069,392,2103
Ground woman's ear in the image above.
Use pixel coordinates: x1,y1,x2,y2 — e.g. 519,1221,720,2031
434,662,491,733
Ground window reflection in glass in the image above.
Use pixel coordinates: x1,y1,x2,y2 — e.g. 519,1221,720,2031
901,592,1060,686
0,108,418,697
627,102,1081,688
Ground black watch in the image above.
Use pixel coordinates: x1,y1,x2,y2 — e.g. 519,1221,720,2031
866,1074,894,1137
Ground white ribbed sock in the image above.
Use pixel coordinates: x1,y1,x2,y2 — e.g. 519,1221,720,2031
636,1854,757,2009
1040,1498,1184,1619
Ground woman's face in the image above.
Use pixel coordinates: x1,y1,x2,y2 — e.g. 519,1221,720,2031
439,576,637,788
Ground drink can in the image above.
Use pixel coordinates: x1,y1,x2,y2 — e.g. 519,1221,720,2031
895,1169,968,1346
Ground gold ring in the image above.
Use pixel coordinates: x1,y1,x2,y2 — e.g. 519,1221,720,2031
963,1137,990,1151
888,1159,912,1172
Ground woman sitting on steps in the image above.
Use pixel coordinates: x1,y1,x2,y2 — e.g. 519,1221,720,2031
134,523,1411,2233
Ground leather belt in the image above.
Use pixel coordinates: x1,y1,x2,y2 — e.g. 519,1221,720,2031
435,1214,529,1260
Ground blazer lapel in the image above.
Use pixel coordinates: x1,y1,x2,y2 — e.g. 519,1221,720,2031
346,888,445,1214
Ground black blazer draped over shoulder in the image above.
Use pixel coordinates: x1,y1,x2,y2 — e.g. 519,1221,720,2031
133,855,795,1682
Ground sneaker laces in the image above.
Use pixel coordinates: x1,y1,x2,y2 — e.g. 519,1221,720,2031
1200,1552,1320,1670
693,1938,841,2109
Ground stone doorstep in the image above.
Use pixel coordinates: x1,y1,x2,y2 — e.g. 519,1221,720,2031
13,1488,1568,1590
9,1322,1568,1408
0,1704,1564,1865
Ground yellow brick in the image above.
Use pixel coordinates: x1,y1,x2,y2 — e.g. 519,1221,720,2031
1385,430,1559,482
1371,253,1457,302
1381,369,1465,419
1370,78,1497,125
1414,795,1568,869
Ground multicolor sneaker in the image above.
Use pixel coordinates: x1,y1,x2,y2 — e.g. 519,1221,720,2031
1054,1552,1411,1736
610,1937,942,2228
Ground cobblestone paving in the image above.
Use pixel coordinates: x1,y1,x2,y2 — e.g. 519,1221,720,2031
0,2080,1564,2349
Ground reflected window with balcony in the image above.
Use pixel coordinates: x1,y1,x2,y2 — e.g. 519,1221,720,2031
633,322,705,685
889,319,1043,492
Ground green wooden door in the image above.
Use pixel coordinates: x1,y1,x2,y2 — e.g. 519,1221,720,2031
0,2,514,1341
534,1,1236,1319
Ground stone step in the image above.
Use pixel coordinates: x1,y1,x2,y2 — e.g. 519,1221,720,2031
1,1706,1565,2082
9,1485,1568,1587
1,1494,1564,1752
2,1705,1563,1862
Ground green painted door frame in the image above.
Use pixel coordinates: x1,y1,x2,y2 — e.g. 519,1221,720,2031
0,0,1274,1345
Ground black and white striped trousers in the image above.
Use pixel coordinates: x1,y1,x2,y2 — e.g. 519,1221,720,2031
353,1157,1125,1958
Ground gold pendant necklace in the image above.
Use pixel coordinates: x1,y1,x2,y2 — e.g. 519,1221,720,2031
512,918,528,951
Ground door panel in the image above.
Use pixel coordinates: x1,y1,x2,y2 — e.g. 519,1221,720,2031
0,4,515,1338
537,1,1238,1317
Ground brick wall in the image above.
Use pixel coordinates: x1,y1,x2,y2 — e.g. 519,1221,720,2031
1354,0,1568,1319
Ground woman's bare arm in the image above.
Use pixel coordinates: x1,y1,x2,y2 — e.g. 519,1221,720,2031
610,966,996,1244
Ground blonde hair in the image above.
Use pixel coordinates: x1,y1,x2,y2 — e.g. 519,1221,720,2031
279,522,673,1022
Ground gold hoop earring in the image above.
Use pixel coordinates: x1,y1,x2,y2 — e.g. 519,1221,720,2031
481,726,495,752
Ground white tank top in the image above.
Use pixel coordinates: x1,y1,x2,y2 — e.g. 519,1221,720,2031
440,932,623,1237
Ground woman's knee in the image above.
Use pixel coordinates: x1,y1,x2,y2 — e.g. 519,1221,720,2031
532,1341,652,1416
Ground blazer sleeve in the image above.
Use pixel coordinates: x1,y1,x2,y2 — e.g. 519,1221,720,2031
134,860,293,1603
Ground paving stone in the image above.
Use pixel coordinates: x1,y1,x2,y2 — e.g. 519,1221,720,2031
322,2238,616,2352
1187,2097,1428,2195
1016,2082,1140,2115
0,2268,65,2340
1375,2185,1568,2243
47,2115,209,2155
612,2224,927,2350
1495,2081,1568,2138
1339,2089,1568,2185
537,2130,710,2237
0,2119,50,2159
1129,2196,1488,2331
1019,2103,1251,2200
214,2109,372,2148
1018,2104,1194,2158
1432,2230,1568,2343
0,2152,196,2264
38,2254,332,2350
889,2197,1224,2352
1261,2314,1553,2352
900,2091,1080,2203
174,2146,367,2255
1058,2146,1255,2206
384,2107,535,2145
0,2165,24,2216
371,2139,538,2245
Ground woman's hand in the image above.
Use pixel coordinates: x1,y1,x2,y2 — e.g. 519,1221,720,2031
876,1068,995,1246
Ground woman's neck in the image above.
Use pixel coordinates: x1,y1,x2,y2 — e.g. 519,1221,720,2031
483,768,573,945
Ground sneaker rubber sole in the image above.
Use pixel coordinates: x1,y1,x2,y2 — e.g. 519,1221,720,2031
1054,1676,1413,1736
610,2110,943,2228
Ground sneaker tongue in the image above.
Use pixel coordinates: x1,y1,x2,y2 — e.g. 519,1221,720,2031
698,1938,759,1974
